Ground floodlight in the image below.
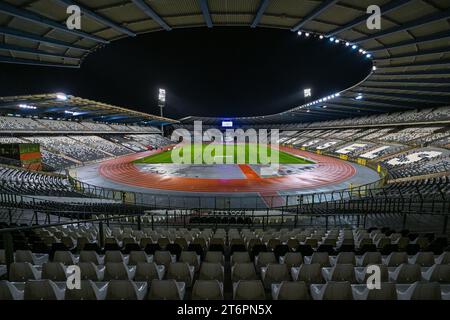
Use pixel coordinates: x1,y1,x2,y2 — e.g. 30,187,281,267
304,88,312,98
56,93,68,101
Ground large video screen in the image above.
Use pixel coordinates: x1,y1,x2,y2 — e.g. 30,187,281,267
221,121,233,128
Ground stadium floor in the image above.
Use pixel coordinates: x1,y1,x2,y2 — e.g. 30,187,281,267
73,146,380,208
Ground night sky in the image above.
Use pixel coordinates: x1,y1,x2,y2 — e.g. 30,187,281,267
0,28,372,120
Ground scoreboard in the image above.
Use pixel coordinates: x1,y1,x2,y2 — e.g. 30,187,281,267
0,143,43,171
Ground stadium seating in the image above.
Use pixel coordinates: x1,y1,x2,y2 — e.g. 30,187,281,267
1,223,449,300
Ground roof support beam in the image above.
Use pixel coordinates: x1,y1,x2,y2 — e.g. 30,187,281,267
359,85,450,95
52,0,136,37
352,88,449,103
0,43,80,61
378,58,450,69
365,78,450,85
199,0,213,28
291,0,339,32
374,70,450,77
0,26,90,52
370,30,450,52
337,96,432,109
251,0,270,28
0,2,109,44
0,56,79,68
375,47,450,60
322,103,383,113
131,0,171,31
354,8,450,44
326,0,412,37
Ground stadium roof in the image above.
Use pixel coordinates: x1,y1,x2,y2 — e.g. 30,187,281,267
0,0,450,123
0,93,178,125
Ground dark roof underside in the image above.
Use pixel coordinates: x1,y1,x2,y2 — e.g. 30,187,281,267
0,0,449,123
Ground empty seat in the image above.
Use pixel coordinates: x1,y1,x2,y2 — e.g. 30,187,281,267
295,263,324,284
79,251,103,265
104,262,132,280
272,281,309,300
204,251,224,264
0,280,24,300
179,251,200,271
166,262,194,287
148,279,184,300
399,281,442,300
65,280,105,300
422,264,450,283
78,262,103,281
105,251,125,263
232,262,258,282
311,281,353,300
359,252,382,266
106,280,146,300
255,252,276,271
358,264,389,283
135,262,164,282
335,252,356,265
435,252,450,265
356,282,397,300
154,251,173,267
328,264,356,283
24,280,65,300
129,251,150,265
261,263,290,289
384,252,408,267
42,262,67,281
282,252,303,268
234,280,265,300
192,280,223,300
391,264,422,284
53,251,77,265
9,262,40,282
310,252,331,267
199,262,224,282
410,252,435,267
231,252,251,265
15,250,47,264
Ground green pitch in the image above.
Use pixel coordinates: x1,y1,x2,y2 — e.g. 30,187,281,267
134,144,314,165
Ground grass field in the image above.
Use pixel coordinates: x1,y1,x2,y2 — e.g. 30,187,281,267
134,144,314,165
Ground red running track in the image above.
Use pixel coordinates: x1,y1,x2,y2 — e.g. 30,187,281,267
98,146,356,193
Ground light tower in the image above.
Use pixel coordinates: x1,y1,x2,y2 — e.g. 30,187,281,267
303,88,312,105
158,88,166,136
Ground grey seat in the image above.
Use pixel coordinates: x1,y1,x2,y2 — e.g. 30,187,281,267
9,262,40,282
42,262,67,281
148,279,184,300
166,262,194,287
106,280,142,300
274,281,310,300
65,280,103,300
105,251,125,263
24,280,65,300
129,251,149,265
135,262,161,282
262,264,290,289
104,262,130,280
79,251,102,265
234,280,265,300
0,280,24,300
232,262,258,282
192,280,223,300
53,251,77,265
231,252,251,265
310,252,330,267
199,262,224,282
79,262,103,281
297,263,324,284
